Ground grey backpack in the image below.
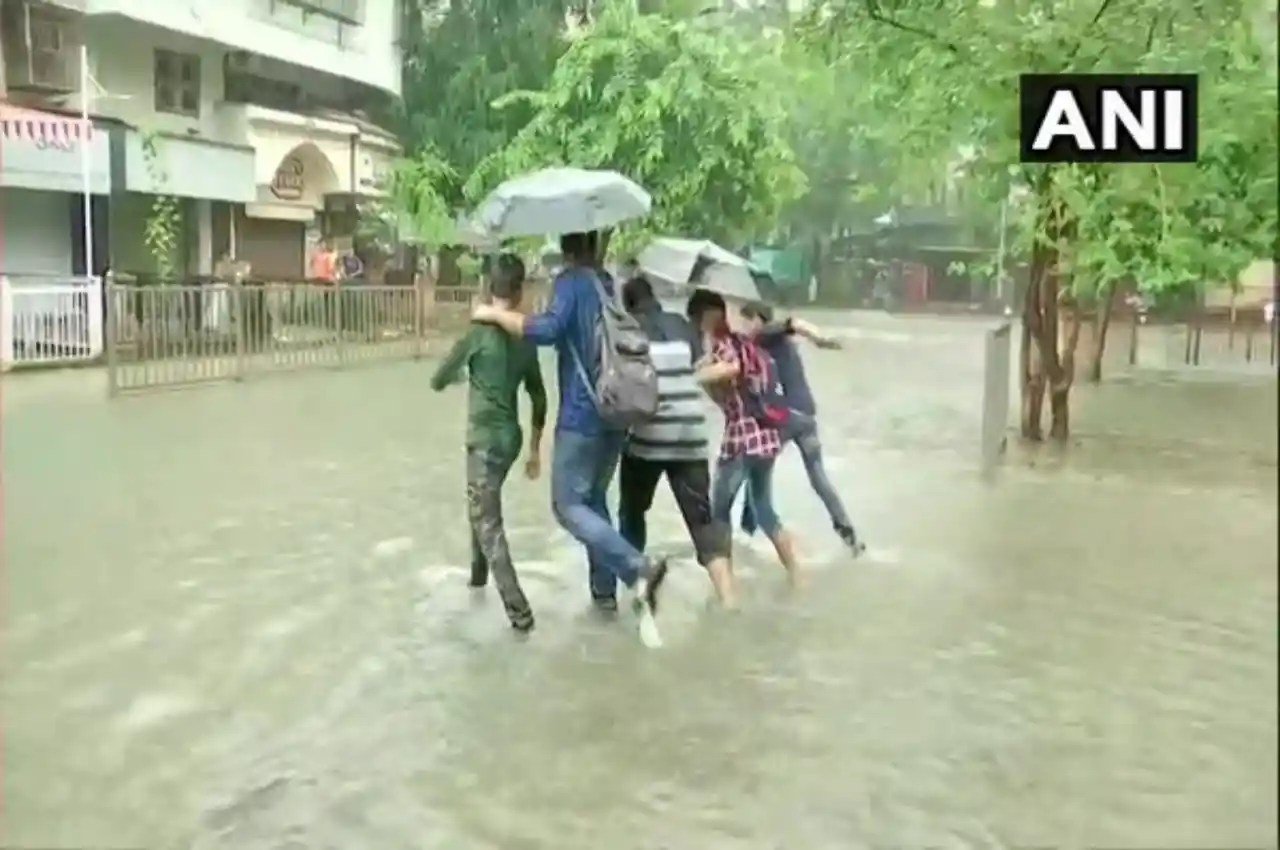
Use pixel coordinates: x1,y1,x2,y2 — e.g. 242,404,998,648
570,271,659,428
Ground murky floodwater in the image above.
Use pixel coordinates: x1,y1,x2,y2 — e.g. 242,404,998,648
3,311,1276,849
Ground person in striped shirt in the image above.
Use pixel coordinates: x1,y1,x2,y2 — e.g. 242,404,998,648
619,276,737,607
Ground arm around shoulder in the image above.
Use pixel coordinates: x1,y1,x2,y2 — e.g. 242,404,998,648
521,276,577,345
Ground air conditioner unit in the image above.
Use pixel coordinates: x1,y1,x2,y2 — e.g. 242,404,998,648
1,1,79,93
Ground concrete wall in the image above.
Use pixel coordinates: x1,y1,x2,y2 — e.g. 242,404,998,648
84,0,400,96
87,17,229,139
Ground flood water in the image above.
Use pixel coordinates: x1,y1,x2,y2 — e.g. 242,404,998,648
3,311,1276,849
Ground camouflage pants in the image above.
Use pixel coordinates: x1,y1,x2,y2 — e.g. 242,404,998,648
467,446,533,629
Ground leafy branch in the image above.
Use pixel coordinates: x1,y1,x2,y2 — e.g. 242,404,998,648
140,131,182,281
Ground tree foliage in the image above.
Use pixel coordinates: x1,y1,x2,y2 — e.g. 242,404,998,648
464,2,807,255
799,0,1277,438
800,0,1278,298
396,0,574,207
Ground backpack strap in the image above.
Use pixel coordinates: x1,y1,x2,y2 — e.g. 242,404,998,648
567,267,608,408
583,267,617,309
568,339,600,408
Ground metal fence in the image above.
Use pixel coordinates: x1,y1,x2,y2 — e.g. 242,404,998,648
105,278,481,395
1125,310,1277,370
0,274,104,371
981,321,1013,473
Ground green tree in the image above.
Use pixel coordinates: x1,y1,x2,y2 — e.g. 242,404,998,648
464,1,807,258
396,0,573,209
802,0,1278,439
389,0,575,281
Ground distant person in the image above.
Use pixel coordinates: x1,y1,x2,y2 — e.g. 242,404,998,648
471,231,669,645
340,250,364,281
309,240,338,283
620,276,737,608
739,301,865,555
688,289,801,586
432,253,547,633
310,240,339,330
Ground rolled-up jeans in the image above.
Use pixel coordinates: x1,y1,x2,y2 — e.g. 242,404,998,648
551,429,647,600
467,445,531,625
713,452,782,540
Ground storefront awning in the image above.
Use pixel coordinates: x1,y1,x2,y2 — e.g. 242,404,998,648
0,104,109,194
118,129,255,202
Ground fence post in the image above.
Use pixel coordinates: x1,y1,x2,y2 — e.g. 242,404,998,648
1128,311,1139,365
981,321,1012,475
104,273,118,396
1,276,13,372
414,274,425,359
334,282,345,365
233,275,247,380
87,275,104,359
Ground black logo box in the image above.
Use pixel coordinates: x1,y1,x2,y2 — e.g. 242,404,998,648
1019,73,1199,164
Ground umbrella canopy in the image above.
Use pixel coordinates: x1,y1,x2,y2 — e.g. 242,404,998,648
636,237,760,302
636,237,747,284
694,262,761,302
470,167,652,239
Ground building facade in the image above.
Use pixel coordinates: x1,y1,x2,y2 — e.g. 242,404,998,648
1,0,402,282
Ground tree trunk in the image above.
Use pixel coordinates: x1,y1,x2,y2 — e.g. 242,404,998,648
1051,305,1084,441
1085,280,1115,383
1021,191,1073,441
1019,252,1045,440
436,245,462,288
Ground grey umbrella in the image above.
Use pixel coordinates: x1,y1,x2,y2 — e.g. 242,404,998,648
470,167,652,239
636,237,761,302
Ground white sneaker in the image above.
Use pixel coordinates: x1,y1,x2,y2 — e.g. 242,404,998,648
635,597,664,649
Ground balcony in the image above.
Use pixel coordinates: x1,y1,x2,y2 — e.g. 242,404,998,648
271,0,364,26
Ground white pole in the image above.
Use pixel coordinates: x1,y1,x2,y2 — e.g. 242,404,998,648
79,42,94,280
995,195,1008,310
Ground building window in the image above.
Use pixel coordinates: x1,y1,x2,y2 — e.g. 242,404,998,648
154,49,200,117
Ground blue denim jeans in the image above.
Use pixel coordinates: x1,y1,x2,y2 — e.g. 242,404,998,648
713,453,782,539
742,413,853,535
551,429,646,599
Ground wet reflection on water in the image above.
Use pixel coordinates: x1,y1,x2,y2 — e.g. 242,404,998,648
2,312,1276,849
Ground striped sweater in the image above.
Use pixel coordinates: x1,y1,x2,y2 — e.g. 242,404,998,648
626,318,709,463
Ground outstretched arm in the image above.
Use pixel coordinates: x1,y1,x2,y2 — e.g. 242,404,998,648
768,314,839,348
786,317,842,349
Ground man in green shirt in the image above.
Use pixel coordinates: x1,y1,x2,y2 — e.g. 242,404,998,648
431,254,548,632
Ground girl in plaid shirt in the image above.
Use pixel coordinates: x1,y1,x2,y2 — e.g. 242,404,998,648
687,290,802,587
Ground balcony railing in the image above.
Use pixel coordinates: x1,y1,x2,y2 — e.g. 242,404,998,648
272,0,364,25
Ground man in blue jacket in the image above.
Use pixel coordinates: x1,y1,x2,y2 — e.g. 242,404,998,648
471,231,669,633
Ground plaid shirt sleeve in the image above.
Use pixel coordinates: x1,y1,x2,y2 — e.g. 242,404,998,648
710,335,738,368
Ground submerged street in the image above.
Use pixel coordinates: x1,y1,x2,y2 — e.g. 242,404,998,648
2,311,1276,849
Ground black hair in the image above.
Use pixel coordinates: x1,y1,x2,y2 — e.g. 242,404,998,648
686,288,726,323
740,300,775,323
489,253,526,300
560,231,595,264
622,275,654,313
